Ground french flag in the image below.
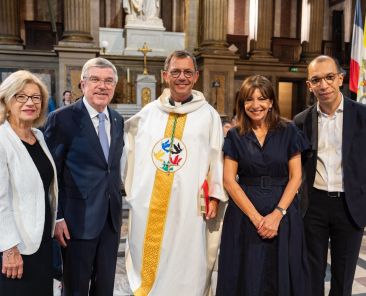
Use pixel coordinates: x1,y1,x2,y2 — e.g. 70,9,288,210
350,0,363,93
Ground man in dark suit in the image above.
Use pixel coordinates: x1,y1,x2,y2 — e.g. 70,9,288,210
294,55,366,295
44,57,124,295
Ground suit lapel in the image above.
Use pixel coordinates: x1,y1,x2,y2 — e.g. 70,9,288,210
73,100,107,164
342,97,356,160
303,105,318,152
303,105,318,184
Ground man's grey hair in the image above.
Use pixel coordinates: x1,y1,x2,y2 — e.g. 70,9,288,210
81,57,118,83
164,50,198,71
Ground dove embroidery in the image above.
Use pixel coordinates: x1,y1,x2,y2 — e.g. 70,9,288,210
161,140,171,153
171,143,183,154
169,155,182,166
154,150,165,161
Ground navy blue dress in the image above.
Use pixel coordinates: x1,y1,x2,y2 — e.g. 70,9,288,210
216,122,310,296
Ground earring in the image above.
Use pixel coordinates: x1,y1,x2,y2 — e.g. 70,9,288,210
268,107,272,112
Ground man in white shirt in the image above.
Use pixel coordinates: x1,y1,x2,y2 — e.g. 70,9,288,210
294,55,366,295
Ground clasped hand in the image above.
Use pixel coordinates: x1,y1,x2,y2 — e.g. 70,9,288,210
252,210,283,239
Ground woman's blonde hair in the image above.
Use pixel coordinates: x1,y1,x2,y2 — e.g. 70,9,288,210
0,70,49,127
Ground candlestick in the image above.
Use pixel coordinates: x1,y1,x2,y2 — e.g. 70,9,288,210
101,40,108,54
127,68,130,83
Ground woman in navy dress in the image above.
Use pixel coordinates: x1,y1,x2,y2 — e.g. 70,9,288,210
216,75,310,296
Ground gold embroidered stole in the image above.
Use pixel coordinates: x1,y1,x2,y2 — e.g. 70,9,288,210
134,113,187,296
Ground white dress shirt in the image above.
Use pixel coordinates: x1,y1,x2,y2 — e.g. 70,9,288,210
83,97,111,145
314,96,344,192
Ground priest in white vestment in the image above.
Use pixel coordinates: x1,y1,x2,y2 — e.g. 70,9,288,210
123,50,227,296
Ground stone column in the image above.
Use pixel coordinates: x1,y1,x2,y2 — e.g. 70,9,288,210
249,0,277,61
196,0,238,118
0,0,23,49
172,0,184,32
199,0,228,53
301,0,324,61
185,0,200,52
60,0,93,44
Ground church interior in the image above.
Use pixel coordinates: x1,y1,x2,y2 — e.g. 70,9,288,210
0,0,364,120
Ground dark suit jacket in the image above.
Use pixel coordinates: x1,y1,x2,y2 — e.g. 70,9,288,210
294,96,366,228
44,99,124,239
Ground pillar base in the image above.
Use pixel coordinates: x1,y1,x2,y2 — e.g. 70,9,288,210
0,44,23,50
249,49,278,62
54,45,100,54
60,32,93,44
197,42,236,56
57,41,96,49
0,36,23,47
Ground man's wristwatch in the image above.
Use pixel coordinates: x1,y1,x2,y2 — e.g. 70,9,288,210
275,206,287,216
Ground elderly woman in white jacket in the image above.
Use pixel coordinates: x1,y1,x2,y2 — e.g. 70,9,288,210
0,70,58,296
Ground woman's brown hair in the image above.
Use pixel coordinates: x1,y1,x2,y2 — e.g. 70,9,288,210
236,75,286,135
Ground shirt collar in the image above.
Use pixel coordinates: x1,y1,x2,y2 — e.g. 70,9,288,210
83,96,109,120
168,94,193,106
316,93,344,117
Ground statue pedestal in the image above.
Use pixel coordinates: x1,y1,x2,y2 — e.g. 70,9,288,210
99,28,185,56
124,28,184,57
125,15,165,31
136,74,156,107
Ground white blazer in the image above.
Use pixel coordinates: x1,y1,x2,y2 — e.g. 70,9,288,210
0,121,58,255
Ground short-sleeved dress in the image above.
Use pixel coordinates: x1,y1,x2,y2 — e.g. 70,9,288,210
216,122,310,296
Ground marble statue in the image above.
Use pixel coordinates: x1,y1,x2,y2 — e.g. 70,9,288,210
123,0,160,21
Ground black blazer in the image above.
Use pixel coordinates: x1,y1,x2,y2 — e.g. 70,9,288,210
44,99,124,239
294,96,366,228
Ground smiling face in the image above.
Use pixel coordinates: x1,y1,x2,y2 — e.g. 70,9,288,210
63,91,72,105
8,83,42,127
80,66,116,112
307,58,343,113
163,56,199,102
244,88,273,126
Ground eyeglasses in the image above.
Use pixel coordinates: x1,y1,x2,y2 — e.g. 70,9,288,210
169,69,196,78
308,73,341,86
14,94,42,104
84,76,115,87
